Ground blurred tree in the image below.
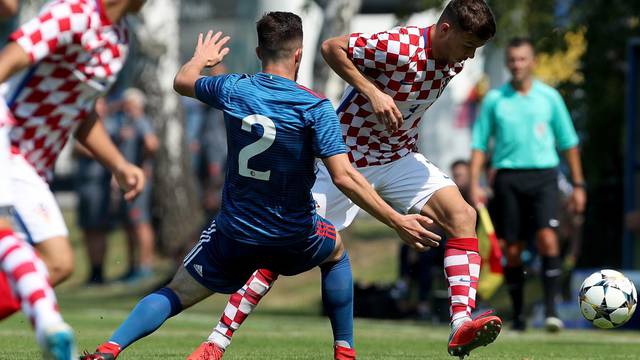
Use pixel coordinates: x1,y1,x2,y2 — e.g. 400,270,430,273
310,0,362,100
134,0,204,262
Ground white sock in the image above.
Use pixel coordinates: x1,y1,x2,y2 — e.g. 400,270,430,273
335,340,351,348
451,315,472,330
208,329,231,350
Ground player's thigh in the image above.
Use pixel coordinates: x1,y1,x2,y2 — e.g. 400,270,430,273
312,161,361,231
34,235,73,269
11,155,68,244
375,153,456,215
491,170,523,244
167,265,214,309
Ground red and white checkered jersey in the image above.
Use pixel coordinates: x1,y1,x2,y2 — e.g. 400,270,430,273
5,0,128,180
0,85,14,128
338,25,463,167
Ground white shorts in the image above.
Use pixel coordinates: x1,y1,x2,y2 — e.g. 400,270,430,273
312,152,456,231
0,125,10,207
10,154,68,243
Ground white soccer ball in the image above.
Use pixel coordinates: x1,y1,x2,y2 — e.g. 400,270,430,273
579,269,637,329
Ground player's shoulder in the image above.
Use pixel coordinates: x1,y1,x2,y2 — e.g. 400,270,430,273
533,79,563,100
295,84,326,101
484,86,507,103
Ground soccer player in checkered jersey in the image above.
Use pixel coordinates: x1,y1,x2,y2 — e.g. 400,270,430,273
0,0,146,329
190,1,502,359
81,12,439,360
1,4,80,359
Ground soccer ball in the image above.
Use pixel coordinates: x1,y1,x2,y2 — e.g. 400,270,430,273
579,269,637,328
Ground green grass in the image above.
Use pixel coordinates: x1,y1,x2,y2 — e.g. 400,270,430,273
2,215,640,359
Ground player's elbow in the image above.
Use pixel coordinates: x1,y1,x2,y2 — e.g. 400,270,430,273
173,75,189,96
321,38,339,62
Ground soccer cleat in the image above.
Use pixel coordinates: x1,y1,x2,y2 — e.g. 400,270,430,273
186,341,225,360
79,342,121,360
544,316,564,333
447,311,501,359
334,345,356,360
41,323,77,360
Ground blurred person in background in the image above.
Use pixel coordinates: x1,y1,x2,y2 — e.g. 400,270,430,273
111,88,159,283
470,37,586,332
74,97,116,285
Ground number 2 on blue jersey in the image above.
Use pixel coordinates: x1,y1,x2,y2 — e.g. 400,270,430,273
238,114,276,181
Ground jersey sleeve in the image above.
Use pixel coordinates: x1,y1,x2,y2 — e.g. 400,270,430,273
308,100,347,158
9,1,91,63
194,74,239,110
471,91,498,152
548,90,579,151
348,26,419,72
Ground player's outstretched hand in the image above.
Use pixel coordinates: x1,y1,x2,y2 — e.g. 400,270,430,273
367,88,404,132
392,214,442,252
114,162,146,201
193,30,230,68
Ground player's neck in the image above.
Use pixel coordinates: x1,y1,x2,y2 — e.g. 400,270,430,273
103,0,129,24
261,63,297,82
511,77,533,94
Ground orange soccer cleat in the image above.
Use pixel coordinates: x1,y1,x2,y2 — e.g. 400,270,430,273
447,311,502,359
187,341,225,360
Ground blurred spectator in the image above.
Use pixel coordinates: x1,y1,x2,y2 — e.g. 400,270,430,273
110,88,159,282
74,98,114,285
470,37,586,332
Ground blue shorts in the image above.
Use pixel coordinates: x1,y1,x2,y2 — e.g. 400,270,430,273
183,216,337,294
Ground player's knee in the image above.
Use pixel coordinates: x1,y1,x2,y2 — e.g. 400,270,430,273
505,245,522,266
536,228,559,256
447,203,477,235
47,255,75,286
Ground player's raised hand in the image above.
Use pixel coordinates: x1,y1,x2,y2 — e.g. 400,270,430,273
114,162,146,201
193,30,230,68
366,88,404,132
392,214,442,251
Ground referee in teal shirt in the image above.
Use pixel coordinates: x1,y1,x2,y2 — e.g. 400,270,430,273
470,37,586,332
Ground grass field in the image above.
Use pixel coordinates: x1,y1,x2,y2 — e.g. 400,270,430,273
1,216,640,359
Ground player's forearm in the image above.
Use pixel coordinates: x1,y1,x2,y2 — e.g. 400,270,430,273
332,167,403,229
0,43,31,85
321,36,379,99
563,146,585,186
74,116,128,174
469,149,486,186
174,58,207,98
0,0,18,19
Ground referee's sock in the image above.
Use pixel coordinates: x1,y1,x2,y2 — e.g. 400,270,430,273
541,256,562,318
504,265,525,323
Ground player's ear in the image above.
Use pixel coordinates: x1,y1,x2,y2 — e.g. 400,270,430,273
256,46,262,61
294,48,303,65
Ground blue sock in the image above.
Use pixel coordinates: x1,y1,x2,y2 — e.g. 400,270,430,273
321,251,354,348
109,287,182,349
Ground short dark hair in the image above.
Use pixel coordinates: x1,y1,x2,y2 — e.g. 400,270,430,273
507,37,535,54
451,159,469,171
256,12,303,61
438,0,496,41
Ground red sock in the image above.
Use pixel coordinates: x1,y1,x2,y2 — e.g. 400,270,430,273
0,270,21,320
444,237,481,322
211,269,279,345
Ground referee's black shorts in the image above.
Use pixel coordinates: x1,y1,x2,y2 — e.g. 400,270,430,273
491,168,559,244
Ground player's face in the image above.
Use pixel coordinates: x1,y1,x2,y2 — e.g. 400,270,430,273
440,26,487,63
452,164,470,190
506,44,535,83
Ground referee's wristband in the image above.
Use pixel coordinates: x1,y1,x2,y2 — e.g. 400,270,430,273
572,181,586,188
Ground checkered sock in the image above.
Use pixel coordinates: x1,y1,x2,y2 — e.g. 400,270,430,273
0,229,63,337
209,269,279,350
444,237,481,324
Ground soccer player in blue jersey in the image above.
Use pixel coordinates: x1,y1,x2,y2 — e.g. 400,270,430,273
81,12,439,360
